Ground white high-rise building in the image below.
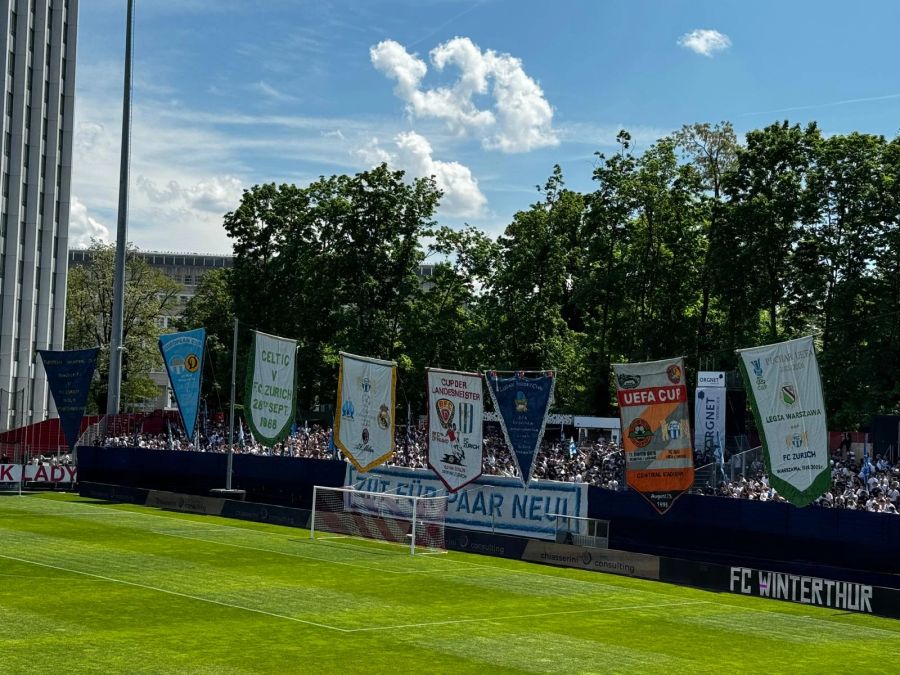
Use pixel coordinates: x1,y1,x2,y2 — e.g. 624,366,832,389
0,1,78,430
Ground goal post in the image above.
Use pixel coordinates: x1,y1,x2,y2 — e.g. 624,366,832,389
310,485,448,555
551,513,610,549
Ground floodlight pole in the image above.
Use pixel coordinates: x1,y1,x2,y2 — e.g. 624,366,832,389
226,318,238,490
106,0,135,417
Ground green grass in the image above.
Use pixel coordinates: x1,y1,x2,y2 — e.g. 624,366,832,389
1,493,898,674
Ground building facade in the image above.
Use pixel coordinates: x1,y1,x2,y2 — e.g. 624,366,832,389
67,249,439,412
0,1,78,431
68,248,234,411
68,248,234,329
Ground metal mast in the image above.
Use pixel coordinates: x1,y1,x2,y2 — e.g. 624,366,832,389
106,0,135,416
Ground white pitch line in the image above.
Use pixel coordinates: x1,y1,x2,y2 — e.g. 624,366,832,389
5,497,677,595
344,600,710,633
32,496,895,631
701,598,900,637
147,529,428,574
3,498,419,575
0,552,350,633
12,499,897,636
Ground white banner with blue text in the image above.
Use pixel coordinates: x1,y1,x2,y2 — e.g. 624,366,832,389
344,464,587,540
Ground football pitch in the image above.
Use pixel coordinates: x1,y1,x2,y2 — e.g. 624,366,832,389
1,494,898,673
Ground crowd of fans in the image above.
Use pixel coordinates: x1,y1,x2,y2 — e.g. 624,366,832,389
102,420,627,491
0,452,74,466
699,451,900,515
98,419,900,516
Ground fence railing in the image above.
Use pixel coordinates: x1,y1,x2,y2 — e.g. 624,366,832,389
692,445,764,492
76,417,107,450
0,442,71,466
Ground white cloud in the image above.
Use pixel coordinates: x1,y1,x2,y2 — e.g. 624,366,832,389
357,137,395,166
72,59,351,254
370,37,557,153
254,80,299,103
358,132,487,218
71,79,247,253
70,51,495,254
136,175,243,212
677,29,731,57
370,39,428,101
184,176,245,211
67,196,111,248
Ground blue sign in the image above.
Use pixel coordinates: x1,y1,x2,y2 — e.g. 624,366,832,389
485,371,555,485
38,347,99,452
158,328,206,439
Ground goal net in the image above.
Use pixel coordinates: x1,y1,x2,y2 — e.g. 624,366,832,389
552,514,610,549
310,485,448,554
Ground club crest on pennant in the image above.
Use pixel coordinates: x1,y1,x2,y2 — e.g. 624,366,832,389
781,384,797,406
751,359,763,377
515,391,528,413
436,398,454,428
628,417,654,447
666,364,682,384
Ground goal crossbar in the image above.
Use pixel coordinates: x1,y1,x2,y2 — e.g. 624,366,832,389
310,485,447,555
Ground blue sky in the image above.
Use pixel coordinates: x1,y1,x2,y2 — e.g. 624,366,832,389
70,0,900,254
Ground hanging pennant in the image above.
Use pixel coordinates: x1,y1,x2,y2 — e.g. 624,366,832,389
427,368,483,492
158,328,206,439
613,357,694,514
484,370,555,485
335,352,397,472
245,331,297,445
38,347,99,452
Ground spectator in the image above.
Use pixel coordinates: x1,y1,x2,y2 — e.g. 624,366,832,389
99,419,898,515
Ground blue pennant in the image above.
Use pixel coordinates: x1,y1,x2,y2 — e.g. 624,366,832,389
485,371,555,485
38,347,99,452
158,328,206,439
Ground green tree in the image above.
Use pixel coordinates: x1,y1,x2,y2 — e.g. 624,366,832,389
863,134,900,420
577,133,705,411
577,132,635,413
65,240,181,412
223,164,441,411
484,166,588,410
675,122,738,362
614,135,705,362
794,133,891,426
406,226,498,372
717,121,820,344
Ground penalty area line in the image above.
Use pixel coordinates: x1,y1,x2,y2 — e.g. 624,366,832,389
15,499,417,576
0,552,349,633
345,599,709,633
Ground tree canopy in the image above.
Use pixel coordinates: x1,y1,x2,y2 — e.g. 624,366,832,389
65,240,181,412
181,123,900,429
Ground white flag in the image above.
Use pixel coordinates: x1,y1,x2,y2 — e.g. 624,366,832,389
335,352,397,472
427,368,483,492
738,336,829,507
246,331,297,445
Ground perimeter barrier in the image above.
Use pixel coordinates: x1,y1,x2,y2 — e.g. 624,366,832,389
75,481,900,620
74,447,900,581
